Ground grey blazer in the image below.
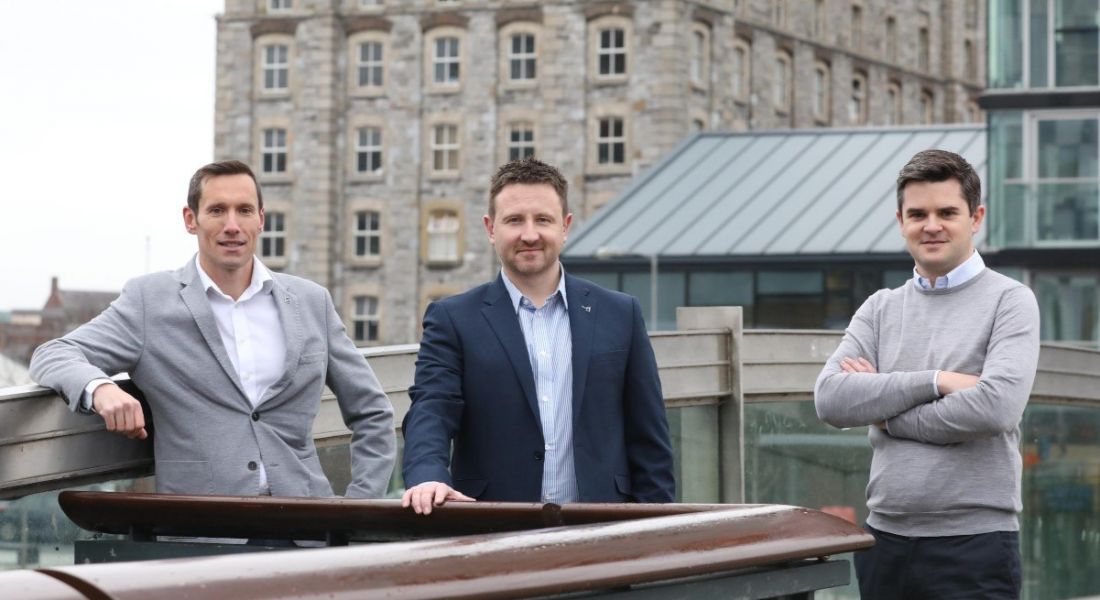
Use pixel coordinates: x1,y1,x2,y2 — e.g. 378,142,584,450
29,259,396,498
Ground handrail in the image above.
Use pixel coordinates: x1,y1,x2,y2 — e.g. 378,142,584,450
26,495,874,599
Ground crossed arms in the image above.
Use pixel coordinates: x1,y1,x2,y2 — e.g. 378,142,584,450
814,286,1040,445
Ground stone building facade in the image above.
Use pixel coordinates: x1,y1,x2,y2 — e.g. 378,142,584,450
214,0,985,345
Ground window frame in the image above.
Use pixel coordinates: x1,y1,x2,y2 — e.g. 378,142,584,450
260,127,289,175
812,60,831,124
422,203,464,267
499,24,539,88
424,27,465,94
351,294,381,344
261,210,287,262
506,121,536,162
689,22,711,91
773,51,792,114
589,15,632,84
354,125,384,178
256,35,294,97
348,32,388,97
428,120,461,179
353,209,382,259
849,71,868,125
732,38,752,104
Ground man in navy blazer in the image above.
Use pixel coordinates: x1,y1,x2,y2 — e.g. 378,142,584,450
401,158,674,513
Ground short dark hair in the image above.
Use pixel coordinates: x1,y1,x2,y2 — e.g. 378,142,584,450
488,157,569,218
896,149,981,214
187,160,263,214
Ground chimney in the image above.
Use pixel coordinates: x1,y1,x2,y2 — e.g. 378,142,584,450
51,276,59,295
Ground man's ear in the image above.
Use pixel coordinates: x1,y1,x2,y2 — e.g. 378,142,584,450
183,206,198,235
895,209,904,231
970,204,986,233
483,214,494,242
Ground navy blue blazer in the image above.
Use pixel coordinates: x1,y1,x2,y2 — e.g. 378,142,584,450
402,273,675,503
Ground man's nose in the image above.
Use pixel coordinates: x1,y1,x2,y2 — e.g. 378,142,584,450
224,212,242,233
520,221,539,241
923,216,942,232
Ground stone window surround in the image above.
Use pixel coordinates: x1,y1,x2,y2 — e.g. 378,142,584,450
419,285,462,335
347,31,388,97
849,70,869,125
849,2,864,52
255,117,292,181
255,34,295,98
732,38,751,104
260,206,289,269
499,108,541,165
499,21,541,90
421,199,465,268
587,104,631,175
346,198,385,267
345,285,383,345
885,80,902,125
426,115,463,180
348,117,386,181
812,60,831,124
774,50,793,115
424,26,466,95
884,16,897,64
689,21,711,92
919,88,935,124
588,15,632,85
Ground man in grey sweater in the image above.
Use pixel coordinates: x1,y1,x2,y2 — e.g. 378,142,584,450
815,149,1039,599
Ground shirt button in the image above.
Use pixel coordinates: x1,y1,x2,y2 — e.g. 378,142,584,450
251,412,259,421
247,461,258,471
541,395,549,402
243,373,251,381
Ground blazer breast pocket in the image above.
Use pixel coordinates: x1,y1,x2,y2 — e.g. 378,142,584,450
591,349,628,364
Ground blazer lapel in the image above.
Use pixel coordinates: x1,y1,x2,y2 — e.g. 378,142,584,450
176,260,249,402
566,274,596,423
480,276,540,421
260,276,302,404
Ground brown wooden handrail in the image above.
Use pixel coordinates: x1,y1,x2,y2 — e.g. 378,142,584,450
57,491,745,542
32,494,873,599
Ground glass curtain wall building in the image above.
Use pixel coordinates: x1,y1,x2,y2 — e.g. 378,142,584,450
985,0,1100,348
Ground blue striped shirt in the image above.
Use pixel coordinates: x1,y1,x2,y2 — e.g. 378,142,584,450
500,268,578,504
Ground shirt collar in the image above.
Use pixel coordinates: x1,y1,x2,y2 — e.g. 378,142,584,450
500,265,569,313
913,250,985,290
194,255,273,302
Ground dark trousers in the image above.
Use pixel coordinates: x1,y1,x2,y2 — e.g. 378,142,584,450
854,525,1021,600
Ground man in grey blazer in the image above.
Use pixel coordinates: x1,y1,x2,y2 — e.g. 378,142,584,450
30,160,396,498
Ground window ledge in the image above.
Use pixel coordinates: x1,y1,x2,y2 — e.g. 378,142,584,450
428,172,462,182
348,256,383,268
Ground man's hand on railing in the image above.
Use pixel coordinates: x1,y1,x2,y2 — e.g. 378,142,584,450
92,383,148,440
401,481,474,515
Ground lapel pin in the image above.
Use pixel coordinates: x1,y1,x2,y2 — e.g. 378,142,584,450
582,305,591,313
284,296,290,303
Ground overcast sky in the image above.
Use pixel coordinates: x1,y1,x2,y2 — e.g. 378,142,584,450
0,0,224,310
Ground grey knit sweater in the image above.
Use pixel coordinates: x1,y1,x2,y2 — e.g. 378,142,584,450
815,269,1040,537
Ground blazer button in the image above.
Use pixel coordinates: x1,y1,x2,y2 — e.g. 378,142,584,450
251,412,259,421
247,461,258,471
534,451,544,461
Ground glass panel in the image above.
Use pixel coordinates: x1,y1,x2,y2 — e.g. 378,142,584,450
0,479,147,570
1035,182,1099,241
1055,0,1100,87
1035,274,1099,343
1003,183,1030,246
688,271,753,305
758,270,823,295
1020,403,1100,597
1038,119,1097,179
989,0,1025,88
567,270,619,291
744,400,869,598
666,404,719,503
1029,0,1049,87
